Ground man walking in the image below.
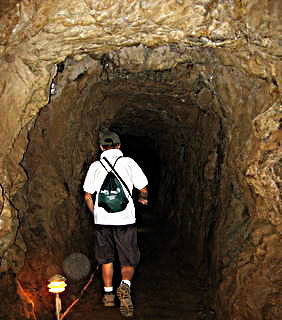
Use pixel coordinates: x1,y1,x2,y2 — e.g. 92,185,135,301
83,130,148,317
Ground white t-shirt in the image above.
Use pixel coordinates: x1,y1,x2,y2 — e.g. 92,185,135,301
83,149,148,225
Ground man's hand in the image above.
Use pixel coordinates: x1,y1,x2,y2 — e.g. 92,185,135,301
138,187,148,205
84,192,94,213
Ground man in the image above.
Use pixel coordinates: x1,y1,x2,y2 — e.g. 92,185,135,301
83,130,148,317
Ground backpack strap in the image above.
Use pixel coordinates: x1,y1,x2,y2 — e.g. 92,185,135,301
99,156,120,172
100,156,132,198
99,159,109,173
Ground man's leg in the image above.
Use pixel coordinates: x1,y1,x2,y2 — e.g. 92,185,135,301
115,225,140,317
101,262,115,307
121,265,135,281
102,262,114,287
94,226,115,307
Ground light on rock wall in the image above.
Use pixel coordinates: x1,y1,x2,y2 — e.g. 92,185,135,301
48,274,67,320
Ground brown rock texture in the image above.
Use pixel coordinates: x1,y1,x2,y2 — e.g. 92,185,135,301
0,1,281,319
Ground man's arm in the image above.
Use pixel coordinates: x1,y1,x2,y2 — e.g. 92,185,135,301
138,186,148,205
84,192,94,213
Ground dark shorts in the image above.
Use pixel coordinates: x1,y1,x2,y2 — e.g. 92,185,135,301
94,224,140,267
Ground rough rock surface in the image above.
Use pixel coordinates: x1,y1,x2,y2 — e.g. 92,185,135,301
0,1,281,319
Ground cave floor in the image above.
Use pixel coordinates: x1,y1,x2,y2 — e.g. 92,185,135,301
66,207,213,320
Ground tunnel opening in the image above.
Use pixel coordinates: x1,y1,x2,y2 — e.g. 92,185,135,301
7,56,226,319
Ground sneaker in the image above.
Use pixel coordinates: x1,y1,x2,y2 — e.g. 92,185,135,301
102,292,115,307
116,283,133,317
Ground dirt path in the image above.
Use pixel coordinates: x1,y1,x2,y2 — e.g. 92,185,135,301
66,209,214,320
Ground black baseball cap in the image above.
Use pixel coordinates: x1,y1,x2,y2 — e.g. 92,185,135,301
99,131,121,146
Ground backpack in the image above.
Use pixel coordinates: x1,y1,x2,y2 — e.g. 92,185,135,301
98,157,131,213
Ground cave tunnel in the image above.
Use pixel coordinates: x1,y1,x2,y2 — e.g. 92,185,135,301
0,1,281,320
14,67,223,319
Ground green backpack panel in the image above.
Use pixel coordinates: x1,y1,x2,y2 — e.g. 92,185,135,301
98,157,130,213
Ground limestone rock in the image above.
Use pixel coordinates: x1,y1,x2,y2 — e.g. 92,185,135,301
0,0,281,319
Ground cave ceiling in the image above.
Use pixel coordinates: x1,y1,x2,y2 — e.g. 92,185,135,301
0,0,281,161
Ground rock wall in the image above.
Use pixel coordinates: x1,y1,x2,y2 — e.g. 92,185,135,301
0,1,281,319
13,79,99,319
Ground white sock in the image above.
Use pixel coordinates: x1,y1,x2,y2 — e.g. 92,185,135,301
121,280,131,287
104,286,113,293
